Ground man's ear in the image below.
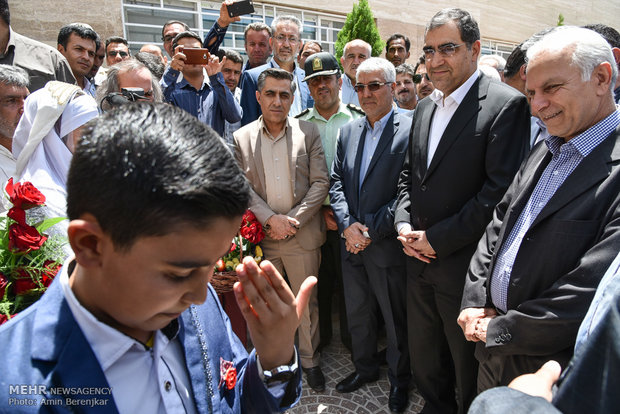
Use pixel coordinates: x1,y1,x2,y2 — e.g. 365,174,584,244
519,64,527,81
255,90,261,105
57,44,65,54
67,213,106,268
592,61,613,96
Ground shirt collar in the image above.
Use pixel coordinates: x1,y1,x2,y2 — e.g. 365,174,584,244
2,27,15,56
365,108,393,132
545,108,620,157
177,69,211,90
258,115,290,140
59,259,180,371
305,102,348,122
430,69,480,108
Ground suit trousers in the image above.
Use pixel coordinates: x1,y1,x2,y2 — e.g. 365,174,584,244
261,236,321,368
407,259,478,414
318,229,351,350
341,248,410,387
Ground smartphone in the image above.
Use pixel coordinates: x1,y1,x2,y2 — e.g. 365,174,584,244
183,48,210,65
227,0,254,17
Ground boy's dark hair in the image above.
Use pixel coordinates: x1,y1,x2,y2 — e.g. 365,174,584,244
58,23,99,49
504,42,525,79
395,62,416,78
257,68,295,93
105,36,128,50
171,31,202,53
427,8,480,48
386,33,410,52
0,0,9,26
67,103,250,250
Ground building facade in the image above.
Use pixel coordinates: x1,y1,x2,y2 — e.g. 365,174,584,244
11,0,620,64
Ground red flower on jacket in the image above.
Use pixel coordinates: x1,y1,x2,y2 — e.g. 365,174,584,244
5,178,46,210
8,222,47,253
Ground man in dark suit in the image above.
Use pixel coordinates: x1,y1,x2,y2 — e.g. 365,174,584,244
330,57,412,413
459,26,620,392
394,8,531,414
239,15,312,126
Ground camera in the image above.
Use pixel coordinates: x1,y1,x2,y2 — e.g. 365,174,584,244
100,88,149,112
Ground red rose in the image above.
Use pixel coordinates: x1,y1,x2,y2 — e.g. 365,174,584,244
229,241,237,253
0,273,7,298
41,261,61,287
5,178,46,210
7,207,26,224
0,314,8,325
8,222,47,253
13,268,39,295
225,367,237,390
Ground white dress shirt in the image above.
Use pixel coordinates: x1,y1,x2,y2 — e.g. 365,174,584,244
396,69,479,234
59,262,197,414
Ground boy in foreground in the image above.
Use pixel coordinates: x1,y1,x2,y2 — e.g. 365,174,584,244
0,103,313,413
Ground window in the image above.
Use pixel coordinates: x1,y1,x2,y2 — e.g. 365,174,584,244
122,0,345,58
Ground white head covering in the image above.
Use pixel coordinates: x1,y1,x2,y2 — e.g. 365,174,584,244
11,81,98,220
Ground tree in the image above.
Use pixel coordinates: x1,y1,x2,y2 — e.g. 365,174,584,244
335,0,384,64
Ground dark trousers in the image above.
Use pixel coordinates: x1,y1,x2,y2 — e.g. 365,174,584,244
342,249,411,387
407,259,478,414
318,230,351,350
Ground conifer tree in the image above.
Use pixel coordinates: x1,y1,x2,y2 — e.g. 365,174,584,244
335,0,384,64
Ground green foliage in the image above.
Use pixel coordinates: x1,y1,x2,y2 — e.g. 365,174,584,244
557,13,565,26
335,0,385,63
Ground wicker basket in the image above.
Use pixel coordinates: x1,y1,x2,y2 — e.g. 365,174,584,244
211,270,239,295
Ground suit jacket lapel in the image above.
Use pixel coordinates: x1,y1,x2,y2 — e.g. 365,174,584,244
287,125,297,197
426,74,485,178
352,120,366,207
362,112,396,185
249,128,266,193
531,130,620,228
31,281,119,413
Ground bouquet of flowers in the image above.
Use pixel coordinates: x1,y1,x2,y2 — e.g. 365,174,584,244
215,210,265,272
0,179,67,324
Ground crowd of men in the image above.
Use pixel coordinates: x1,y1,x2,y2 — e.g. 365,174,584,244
0,0,619,412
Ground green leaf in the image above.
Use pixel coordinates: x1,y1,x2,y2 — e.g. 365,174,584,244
35,217,67,233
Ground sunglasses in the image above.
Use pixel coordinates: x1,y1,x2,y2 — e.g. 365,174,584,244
108,50,129,58
412,73,431,83
354,81,390,93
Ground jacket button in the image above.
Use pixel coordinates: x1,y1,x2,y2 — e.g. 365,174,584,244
505,333,512,341
421,185,427,191
495,337,500,343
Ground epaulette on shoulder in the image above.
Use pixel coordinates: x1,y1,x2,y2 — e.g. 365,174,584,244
346,103,365,115
294,108,311,118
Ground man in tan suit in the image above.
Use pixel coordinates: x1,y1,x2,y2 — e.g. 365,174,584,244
233,68,329,392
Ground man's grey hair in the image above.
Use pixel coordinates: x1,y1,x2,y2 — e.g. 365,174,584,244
527,26,618,92
271,15,302,35
257,68,296,93
426,8,480,48
356,58,396,83
96,59,163,104
244,22,272,40
479,54,507,72
343,39,372,57
0,64,29,88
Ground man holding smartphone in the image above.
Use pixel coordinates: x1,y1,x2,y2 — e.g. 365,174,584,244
160,31,241,138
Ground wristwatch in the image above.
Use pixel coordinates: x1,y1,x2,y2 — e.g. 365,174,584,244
259,353,298,385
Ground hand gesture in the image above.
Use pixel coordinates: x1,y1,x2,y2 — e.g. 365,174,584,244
397,229,436,263
205,54,226,77
343,222,371,254
217,0,241,28
234,257,316,369
265,214,298,240
170,45,187,72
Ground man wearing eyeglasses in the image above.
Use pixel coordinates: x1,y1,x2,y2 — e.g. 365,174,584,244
239,16,313,126
413,55,435,99
394,8,530,414
161,20,189,58
330,57,412,413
